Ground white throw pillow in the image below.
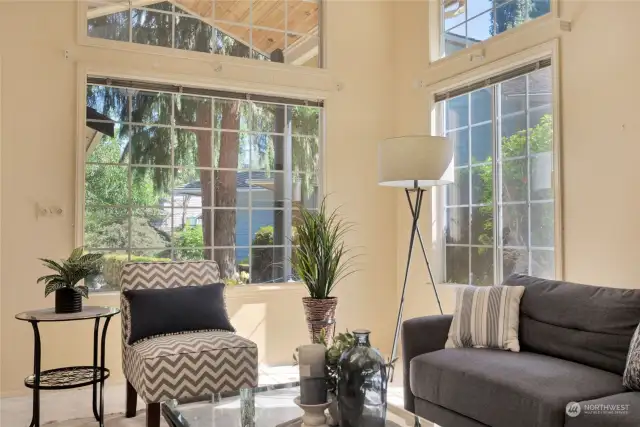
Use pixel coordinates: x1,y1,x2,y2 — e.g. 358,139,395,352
445,285,525,352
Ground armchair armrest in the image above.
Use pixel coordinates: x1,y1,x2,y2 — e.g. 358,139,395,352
402,315,453,412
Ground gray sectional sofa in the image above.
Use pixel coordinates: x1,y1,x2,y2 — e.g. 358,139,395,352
402,274,640,427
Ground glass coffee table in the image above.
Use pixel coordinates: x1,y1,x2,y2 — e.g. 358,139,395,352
162,382,439,427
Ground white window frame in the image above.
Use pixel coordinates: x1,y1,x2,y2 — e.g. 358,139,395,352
428,0,560,65
77,0,324,69
0,56,3,284
426,40,563,283
75,63,327,290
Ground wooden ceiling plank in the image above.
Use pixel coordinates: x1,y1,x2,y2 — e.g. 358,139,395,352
172,0,213,18
286,0,318,34
252,27,286,53
216,0,251,24
252,0,285,32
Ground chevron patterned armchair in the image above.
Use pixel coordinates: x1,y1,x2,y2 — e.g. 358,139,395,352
120,261,259,427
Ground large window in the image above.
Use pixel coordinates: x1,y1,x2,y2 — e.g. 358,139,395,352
441,63,554,285
442,0,551,57
84,77,322,291
85,0,321,67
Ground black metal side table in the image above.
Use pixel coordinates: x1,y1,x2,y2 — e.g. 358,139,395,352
15,306,120,427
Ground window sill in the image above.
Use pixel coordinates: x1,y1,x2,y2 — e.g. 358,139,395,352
435,283,500,289
226,282,307,298
88,282,307,299
435,283,469,289
77,35,333,96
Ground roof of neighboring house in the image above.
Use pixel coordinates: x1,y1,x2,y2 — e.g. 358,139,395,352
86,106,115,137
174,171,274,196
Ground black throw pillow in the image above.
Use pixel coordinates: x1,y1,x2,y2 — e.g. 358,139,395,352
124,283,235,345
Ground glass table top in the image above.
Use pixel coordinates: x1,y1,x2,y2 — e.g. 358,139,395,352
162,383,439,427
15,306,120,322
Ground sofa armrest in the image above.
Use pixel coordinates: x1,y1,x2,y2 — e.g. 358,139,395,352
402,315,453,412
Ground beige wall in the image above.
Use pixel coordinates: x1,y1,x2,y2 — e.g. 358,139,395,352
394,0,640,326
4,0,640,399
0,0,397,396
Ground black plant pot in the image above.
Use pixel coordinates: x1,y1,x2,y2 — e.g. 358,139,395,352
55,288,82,314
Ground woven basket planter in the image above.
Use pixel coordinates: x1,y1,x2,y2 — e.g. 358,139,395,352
302,297,338,343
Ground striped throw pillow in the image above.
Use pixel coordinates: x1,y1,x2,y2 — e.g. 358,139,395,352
623,322,640,390
445,285,526,352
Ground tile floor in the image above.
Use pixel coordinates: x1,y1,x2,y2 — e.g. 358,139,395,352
1,365,405,426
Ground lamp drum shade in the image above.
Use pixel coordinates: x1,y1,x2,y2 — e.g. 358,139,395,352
378,135,454,188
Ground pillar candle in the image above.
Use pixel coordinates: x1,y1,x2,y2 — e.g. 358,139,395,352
298,344,327,405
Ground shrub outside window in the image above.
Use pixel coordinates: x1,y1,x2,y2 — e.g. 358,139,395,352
442,65,555,285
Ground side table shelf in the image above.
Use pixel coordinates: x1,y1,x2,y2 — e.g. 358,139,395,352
25,366,110,390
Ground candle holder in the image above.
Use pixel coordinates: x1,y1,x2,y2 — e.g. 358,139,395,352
294,396,332,427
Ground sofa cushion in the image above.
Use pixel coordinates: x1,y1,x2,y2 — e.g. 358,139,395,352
410,348,627,427
565,392,640,427
504,274,640,374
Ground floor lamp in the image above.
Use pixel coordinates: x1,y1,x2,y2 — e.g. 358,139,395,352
378,135,454,376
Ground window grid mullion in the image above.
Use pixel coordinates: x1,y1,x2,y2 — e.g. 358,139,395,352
284,106,293,282
446,244,493,248
464,7,469,49
467,93,472,285
127,92,133,262
85,119,295,136
249,0,253,58
526,73,533,274
285,0,289,55
496,82,505,283
210,0,216,56
128,0,133,43
440,0,445,58
442,103,448,283
211,96,216,264
248,101,253,282
171,4,176,49
170,95,176,256
491,85,499,285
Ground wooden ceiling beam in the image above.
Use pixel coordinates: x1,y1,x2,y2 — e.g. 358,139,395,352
284,30,318,65
87,0,162,19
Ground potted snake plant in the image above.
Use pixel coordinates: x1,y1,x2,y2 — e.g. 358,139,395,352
37,247,103,313
290,198,357,343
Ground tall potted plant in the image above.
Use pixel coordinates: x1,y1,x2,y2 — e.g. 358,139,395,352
291,198,356,343
37,247,103,313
